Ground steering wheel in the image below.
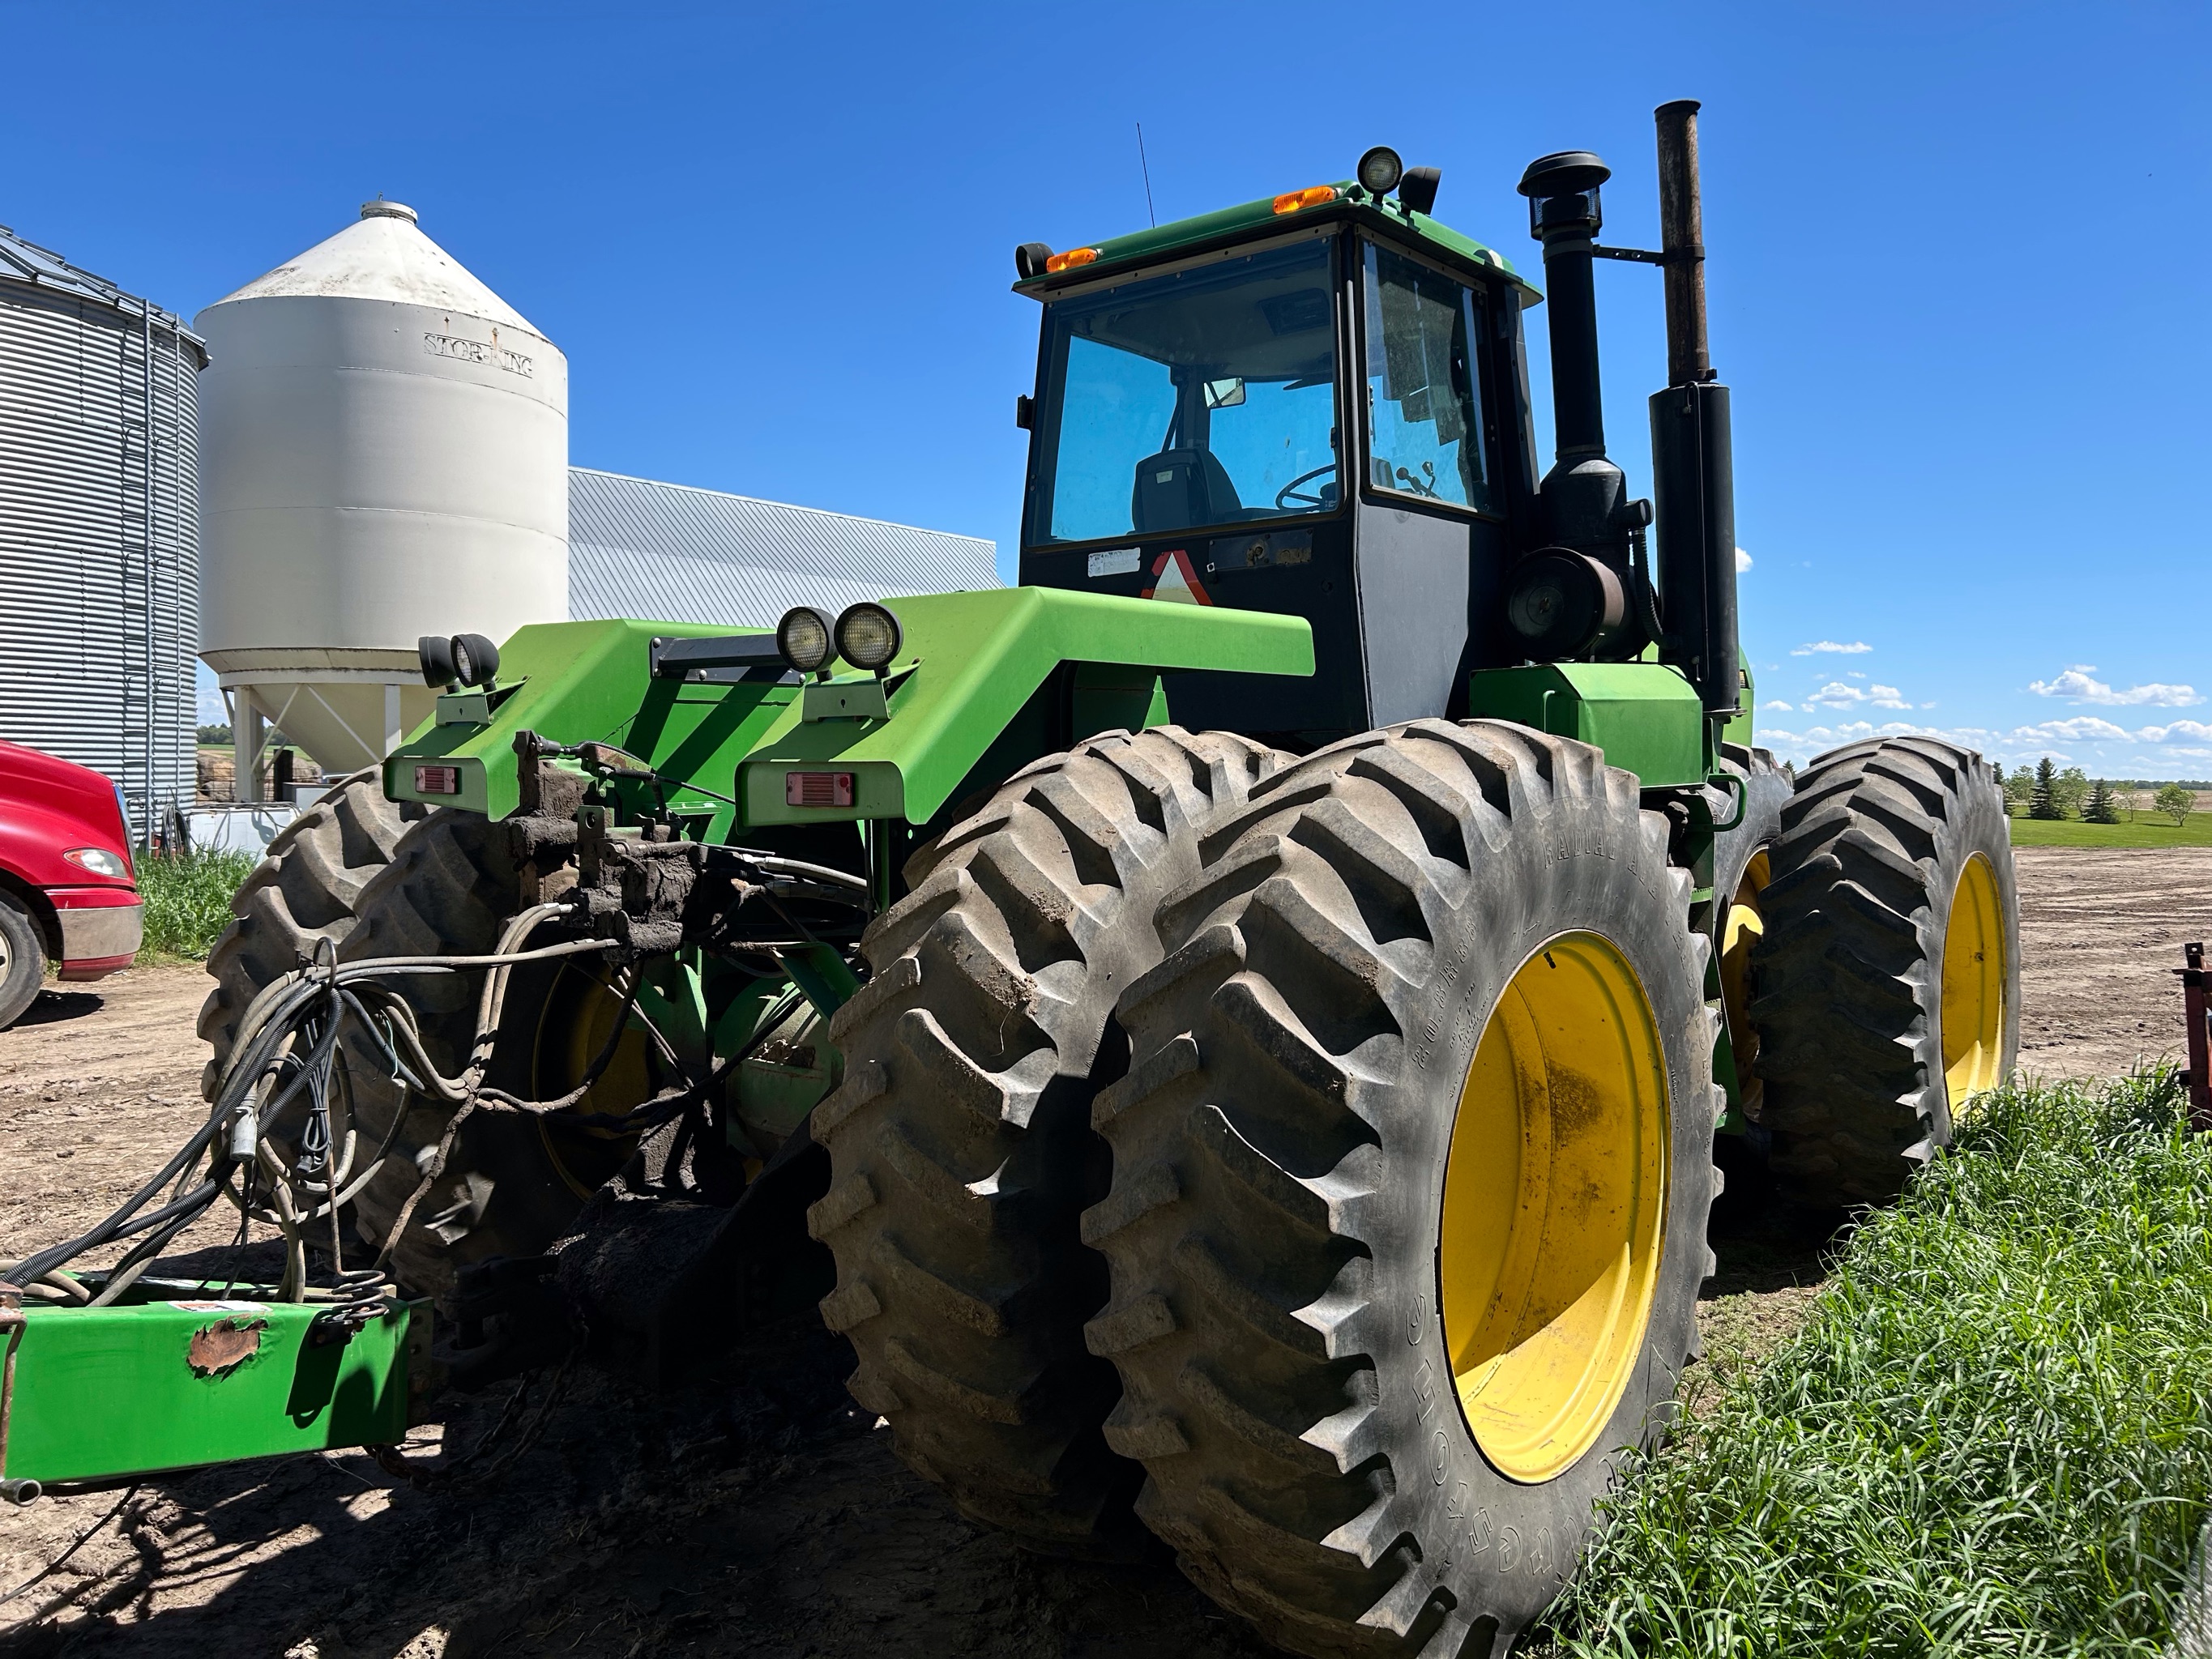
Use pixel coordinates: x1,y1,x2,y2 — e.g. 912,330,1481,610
1275,464,1338,510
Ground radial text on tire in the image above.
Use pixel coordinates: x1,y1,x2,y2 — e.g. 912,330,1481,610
1086,719,1720,1657
808,727,1281,1559
1749,735,2019,1209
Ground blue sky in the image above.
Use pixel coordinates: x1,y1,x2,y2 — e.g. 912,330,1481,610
11,2,2209,775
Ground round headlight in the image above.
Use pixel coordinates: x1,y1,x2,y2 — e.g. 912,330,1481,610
777,606,837,675
1357,145,1404,195
835,603,903,672
450,633,499,689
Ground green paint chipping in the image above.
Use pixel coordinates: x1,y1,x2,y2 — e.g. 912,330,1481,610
4,1292,418,1483
1467,662,1707,787
386,590,1312,830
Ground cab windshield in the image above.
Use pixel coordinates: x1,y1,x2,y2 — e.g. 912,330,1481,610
1028,240,1339,546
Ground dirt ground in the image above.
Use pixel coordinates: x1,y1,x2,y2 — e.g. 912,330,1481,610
2,847,2206,1657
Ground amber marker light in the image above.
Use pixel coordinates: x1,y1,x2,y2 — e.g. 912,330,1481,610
1271,185,1339,215
1044,247,1100,273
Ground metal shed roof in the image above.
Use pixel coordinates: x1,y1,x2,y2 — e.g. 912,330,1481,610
567,467,998,625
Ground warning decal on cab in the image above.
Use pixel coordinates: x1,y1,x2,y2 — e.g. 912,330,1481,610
1142,548,1213,607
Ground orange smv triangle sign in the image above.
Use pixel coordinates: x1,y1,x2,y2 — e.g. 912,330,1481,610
1142,548,1212,606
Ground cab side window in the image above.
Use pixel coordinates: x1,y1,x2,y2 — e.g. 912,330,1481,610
1363,241,1495,513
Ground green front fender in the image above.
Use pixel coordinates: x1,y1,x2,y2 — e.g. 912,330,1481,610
384,587,1313,830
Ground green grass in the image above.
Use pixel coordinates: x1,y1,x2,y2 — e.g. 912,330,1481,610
1548,1069,2212,1657
2007,815,2212,848
134,847,258,960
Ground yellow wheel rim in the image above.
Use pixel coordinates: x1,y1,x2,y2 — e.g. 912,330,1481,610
1719,851,1770,1117
1941,852,2006,1108
532,961,658,1199
1439,933,1671,1485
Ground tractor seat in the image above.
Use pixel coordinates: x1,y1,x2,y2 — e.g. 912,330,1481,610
1132,448,1243,533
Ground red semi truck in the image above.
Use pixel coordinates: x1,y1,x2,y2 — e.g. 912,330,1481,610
0,740,143,1028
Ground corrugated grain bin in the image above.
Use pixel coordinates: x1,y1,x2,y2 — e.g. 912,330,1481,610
0,224,204,842
195,201,567,786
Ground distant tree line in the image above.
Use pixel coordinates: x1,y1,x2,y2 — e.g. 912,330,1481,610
2003,759,2197,826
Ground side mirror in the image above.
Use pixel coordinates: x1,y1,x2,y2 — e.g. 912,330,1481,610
1203,377,1247,410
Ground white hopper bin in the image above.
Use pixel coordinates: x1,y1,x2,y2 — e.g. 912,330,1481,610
195,200,568,793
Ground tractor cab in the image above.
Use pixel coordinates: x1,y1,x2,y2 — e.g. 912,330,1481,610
1013,155,1544,750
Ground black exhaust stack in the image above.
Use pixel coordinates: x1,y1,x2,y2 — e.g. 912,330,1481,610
1510,152,1642,660
1647,100,1740,719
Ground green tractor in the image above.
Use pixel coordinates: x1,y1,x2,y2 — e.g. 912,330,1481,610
2,101,2018,1654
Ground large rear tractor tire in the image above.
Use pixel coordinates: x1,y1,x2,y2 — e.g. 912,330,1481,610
199,770,426,1094
809,726,1281,1559
1749,736,2018,1209
1087,720,1720,1657
201,778,638,1300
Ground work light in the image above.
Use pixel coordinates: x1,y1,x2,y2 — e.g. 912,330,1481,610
450,633,499,689
835,603,903,673
777,606,837,676
418,635,458,687
1357,146,1403,195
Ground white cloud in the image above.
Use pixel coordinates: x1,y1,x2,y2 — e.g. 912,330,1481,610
2027,665,2201,707
2137,720,2212,745
1735,547,1753,573
1760,699,1796,713
1846,671,1868,680
2010,717,2133,745
1869,684,1911,710
1806,681,1870,709
1791,640,1873,656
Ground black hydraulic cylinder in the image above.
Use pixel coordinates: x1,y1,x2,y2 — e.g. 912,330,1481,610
1649,99,1740,719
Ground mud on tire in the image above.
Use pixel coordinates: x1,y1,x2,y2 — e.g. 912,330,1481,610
809,726,1281,1558
1749,736,2019,1209
1086,720,1720,1657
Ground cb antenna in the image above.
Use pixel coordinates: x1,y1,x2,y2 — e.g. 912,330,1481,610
1136,122,1156,226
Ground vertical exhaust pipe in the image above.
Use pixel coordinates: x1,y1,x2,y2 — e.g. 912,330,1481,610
1510,152,1639,660
1648,100,1740,719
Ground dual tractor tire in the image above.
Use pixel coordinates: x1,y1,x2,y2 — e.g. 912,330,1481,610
1749,736,2019,1207
819,719,1721,1654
